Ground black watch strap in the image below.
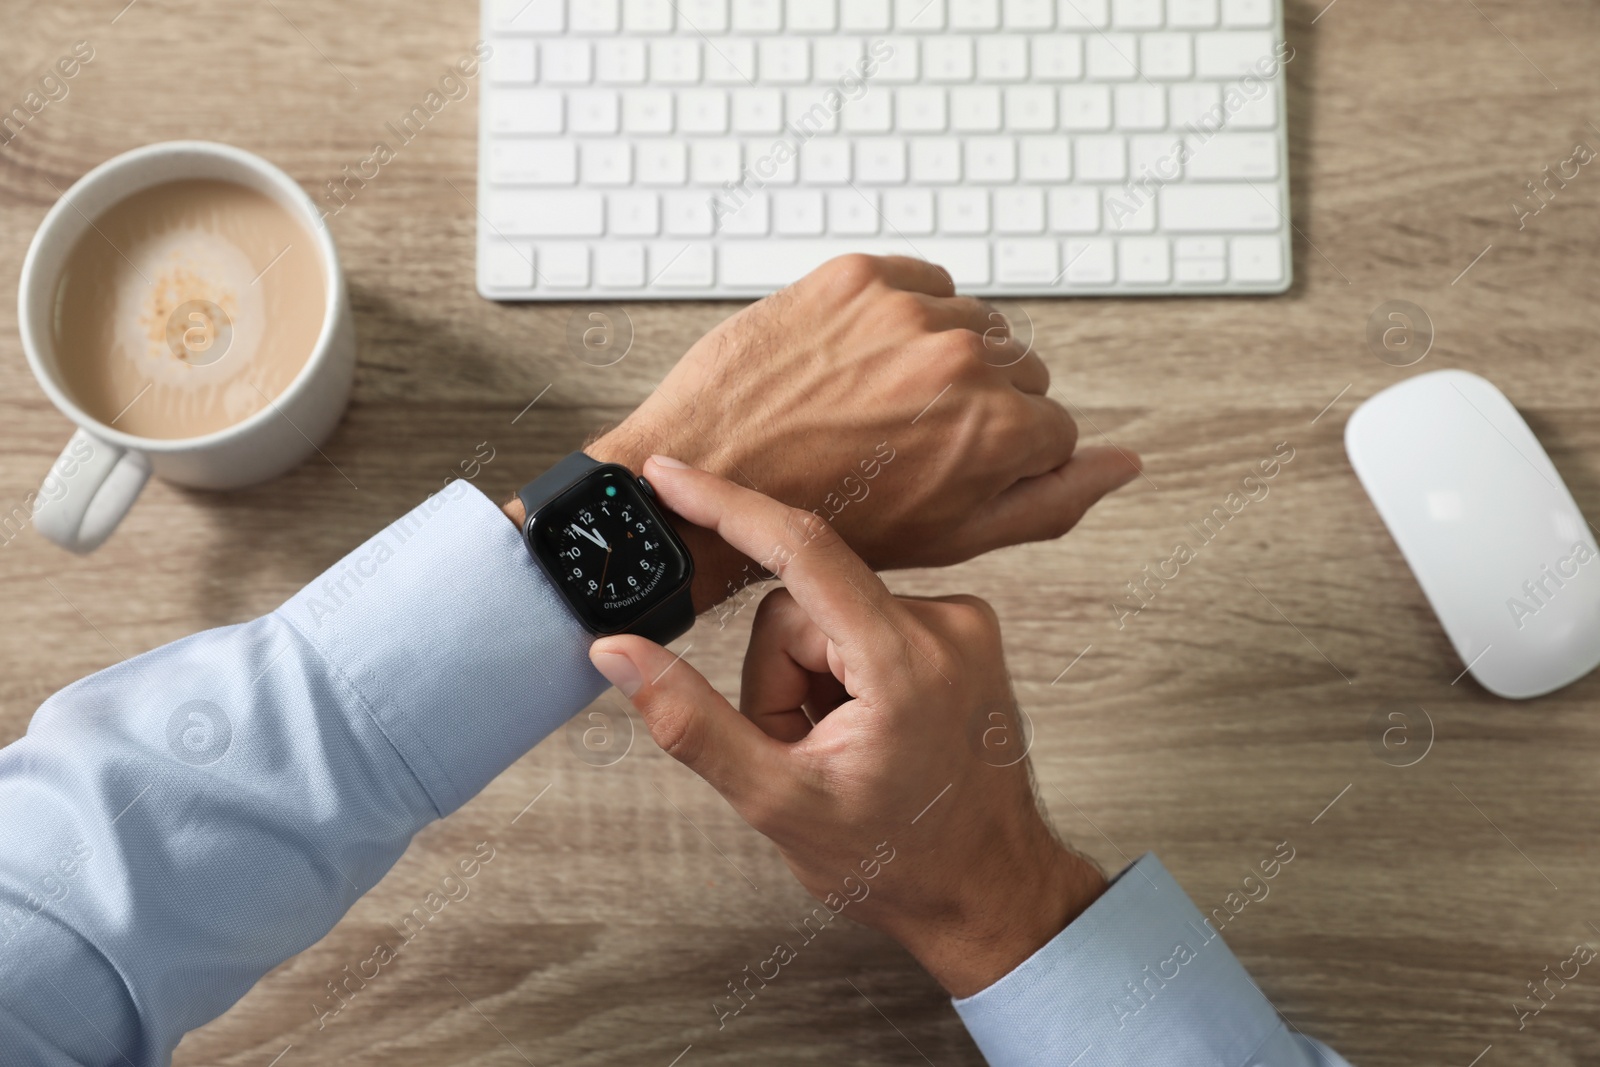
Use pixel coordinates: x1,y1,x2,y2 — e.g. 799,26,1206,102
518,452,696,645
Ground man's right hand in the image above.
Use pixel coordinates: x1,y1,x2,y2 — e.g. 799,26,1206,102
589,459,1108,999
582,255,1141,612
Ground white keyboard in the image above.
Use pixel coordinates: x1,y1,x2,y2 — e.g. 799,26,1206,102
476,0,1293,300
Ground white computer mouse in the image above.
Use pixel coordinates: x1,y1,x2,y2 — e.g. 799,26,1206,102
1346,369,1600,699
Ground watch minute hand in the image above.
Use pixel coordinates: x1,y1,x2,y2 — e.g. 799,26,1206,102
571,524,609,550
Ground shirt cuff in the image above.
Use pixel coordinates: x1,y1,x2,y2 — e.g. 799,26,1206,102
276,480,607,816
952,854,1287,1067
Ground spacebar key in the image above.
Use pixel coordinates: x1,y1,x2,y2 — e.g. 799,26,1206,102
720,240,991,290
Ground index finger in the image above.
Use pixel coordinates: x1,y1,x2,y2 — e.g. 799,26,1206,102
643,456,909,665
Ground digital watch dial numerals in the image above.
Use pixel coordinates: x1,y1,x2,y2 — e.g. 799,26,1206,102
546,490,670,617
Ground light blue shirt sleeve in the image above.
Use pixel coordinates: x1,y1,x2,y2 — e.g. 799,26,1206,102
953,854,1350,1067
0,481,604,1066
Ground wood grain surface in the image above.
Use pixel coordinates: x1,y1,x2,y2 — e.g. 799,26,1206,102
4,1,1600,1065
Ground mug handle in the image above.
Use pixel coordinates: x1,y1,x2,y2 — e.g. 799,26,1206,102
32,429,152,554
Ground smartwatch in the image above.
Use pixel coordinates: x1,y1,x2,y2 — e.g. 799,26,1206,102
517,453,696,644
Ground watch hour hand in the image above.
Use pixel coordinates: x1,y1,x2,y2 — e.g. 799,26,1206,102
570,524,609,550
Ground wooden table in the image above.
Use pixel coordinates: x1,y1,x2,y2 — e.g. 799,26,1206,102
4,1,1599,1064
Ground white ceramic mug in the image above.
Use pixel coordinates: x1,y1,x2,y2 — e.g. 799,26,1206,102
17,141,355,553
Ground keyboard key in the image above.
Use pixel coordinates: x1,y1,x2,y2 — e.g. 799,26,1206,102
1170,83,1221,127
1229,85,1278,129
1184,133,1278,179
1196,31,1275,76
650,242,715,287
490,140,577,184
623,0,676,32
491,89,563,134
1064,238,1115,283
1112,0,1162,29
665,193,717,235
788,90,839,133
495,0,562,32
924,37,975,81
876,38,922,82
951,0,1001,29
1176,236,1225,257
717,192,771,234
1049,187,1100,232
732,89,785,132
996,239,1059,283
1056,0,1109,29
1141,33,1193,78
1130,133,1183,179
898,87,948,131
491,191,604,236
939,188,990,233
598,243,648,287
951,87,1002,131
1119,236,1170,283
680,89,731,133
733,0,783,30
843,0,894,29
569,89,621,133
1075,135,1126,181
1176,258,1226,283
897,0,947,30
543,41,592,84
911,137,962,181
816,38,866,80
1060,85,1112,129
1114,84,1165,129
760,39,811,82
1167,0,1217,26
596,40,647,83
977,36,1029,81
572,0,623,32
842,90,893,133
917,239,991,284
651,39,701,83
581,142,632,185
485,239,535,288
610,191,662,234
883,188,936,233
623,91,673,133
787,0,838,31
995,187,1046,232
1031,37,1083,81
829,189,880,234
690,140,742,183
1160,184,1280,231
706,39,758,83
1005,86,1057,130
800,139,852,183
965,137,1017,182
1020,136,1071,180
1104,188,1154,231
637,141,688,184
775,191,826,233
1222,0,1273,26
1086,34,1139,79
1004,0,1056,28
680,0,731,31
539,243,591,288
744,139,797,182
488,40,536,84
1230,236,1283,282
858,138,909,183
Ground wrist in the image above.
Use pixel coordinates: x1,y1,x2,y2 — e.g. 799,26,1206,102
903,843,1108,1000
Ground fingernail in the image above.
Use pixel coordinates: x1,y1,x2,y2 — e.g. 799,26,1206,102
649,455,691,469
591,651,643,697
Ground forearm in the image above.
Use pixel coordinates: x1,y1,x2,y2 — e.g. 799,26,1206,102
0,481,601,1064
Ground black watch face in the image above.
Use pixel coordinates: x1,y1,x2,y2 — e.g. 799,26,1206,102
530,467,691,633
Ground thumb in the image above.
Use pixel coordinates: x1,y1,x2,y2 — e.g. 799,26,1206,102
590,635,784,803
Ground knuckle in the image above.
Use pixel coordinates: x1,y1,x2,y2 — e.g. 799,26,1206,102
782,506,840,556
647,701,705,767
821,253,883,292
